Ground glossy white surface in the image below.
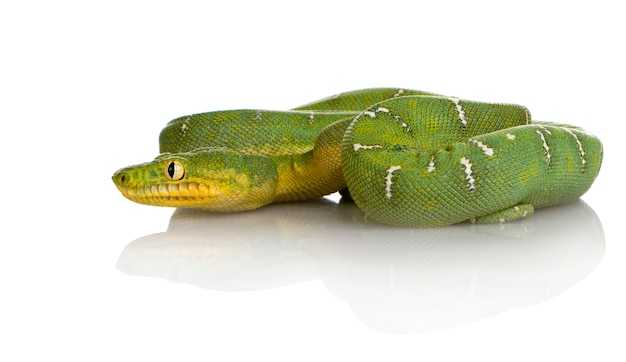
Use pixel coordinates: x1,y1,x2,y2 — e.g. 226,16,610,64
2,1,624,361
118,199,604,334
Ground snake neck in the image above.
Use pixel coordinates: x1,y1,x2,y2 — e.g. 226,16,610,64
273,150,345,202
273,118,350,201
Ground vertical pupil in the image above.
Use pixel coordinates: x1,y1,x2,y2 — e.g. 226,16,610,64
168,162,175,178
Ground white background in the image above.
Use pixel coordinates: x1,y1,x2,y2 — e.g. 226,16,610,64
2,0,624,361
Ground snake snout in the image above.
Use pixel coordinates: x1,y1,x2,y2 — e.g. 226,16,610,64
112,169,129,189
112,168,140,195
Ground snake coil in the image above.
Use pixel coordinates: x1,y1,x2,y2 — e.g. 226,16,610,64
113,88,602,227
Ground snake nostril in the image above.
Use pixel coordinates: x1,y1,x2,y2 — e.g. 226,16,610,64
120,175,126,183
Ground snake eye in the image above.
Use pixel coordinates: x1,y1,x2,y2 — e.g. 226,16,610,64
165,160,185,181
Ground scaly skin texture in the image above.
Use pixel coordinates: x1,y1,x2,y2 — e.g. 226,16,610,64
342,96,602,226
113,88,434,211
112,88,603,227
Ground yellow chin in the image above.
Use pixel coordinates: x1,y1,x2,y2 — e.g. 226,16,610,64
118,181,219,208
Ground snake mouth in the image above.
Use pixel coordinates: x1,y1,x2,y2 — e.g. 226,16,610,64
117,182,219,207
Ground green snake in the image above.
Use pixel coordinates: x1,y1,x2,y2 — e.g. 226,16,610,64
112,88,603,227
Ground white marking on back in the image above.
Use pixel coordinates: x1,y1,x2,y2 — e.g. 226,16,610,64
427,155,436,173
535,129,552,165
365,106,412,133
385,165,402,200
309,111,315,124
394,115,412,132
353,143,383,152
524,108,532,124
393,89,404,97
565,129,587,169
449,97,467,128
255,110,262,121
537,125,552,135
469,139,495,156
181,116,190,135
506,133,516,140
460,157,476,191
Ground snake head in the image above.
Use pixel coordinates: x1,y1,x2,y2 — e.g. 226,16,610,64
112,147,278,212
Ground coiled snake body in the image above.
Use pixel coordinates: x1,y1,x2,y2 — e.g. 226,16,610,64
113,88,602,227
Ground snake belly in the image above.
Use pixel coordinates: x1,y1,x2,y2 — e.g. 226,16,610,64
112,88,602,226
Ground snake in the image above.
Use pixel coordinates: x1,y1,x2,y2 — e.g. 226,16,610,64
112,88,603,227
